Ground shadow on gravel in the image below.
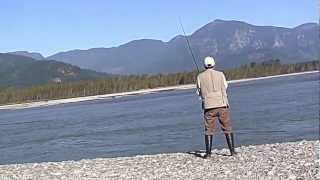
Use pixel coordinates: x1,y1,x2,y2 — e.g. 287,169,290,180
187,150,231,159
214,153,230,156
187,150,205,158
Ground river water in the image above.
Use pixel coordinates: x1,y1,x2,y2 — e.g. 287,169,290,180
0,73,319,165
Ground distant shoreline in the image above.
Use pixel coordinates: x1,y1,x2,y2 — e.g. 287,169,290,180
0,70,318,110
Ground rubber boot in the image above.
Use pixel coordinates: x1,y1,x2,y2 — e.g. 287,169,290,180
203,135,213,159
225,133,237,156
230,133,237,155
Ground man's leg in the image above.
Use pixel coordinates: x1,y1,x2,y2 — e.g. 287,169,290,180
203,109,217,158
218,107,237,156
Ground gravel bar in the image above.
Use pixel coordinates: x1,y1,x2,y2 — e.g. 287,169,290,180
0,140,319,180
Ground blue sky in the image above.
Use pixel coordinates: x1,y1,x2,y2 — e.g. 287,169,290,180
1,0,318,56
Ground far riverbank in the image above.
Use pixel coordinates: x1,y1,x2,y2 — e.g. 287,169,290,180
0,70,318,110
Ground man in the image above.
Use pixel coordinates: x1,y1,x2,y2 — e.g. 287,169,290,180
196,56,237,158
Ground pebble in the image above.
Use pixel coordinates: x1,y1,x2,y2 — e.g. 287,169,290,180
0,140,318,180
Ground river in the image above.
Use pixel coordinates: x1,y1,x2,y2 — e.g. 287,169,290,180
0,73,318,164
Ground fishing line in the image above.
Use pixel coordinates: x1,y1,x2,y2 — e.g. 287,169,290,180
178,18,200,73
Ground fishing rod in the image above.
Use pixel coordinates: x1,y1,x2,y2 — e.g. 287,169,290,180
179,19,200,73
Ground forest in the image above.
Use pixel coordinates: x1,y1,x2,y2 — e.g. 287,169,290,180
0,59,318,105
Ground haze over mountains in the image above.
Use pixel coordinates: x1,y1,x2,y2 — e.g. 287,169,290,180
0,53,108,87
8,51,45,60
5,20,320,74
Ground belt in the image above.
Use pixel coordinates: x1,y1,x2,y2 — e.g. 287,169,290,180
204,106,228,112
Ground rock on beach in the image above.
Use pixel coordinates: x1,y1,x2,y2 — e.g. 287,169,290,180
0,140,318,180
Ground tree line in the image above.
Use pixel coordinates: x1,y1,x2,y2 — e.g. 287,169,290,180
0,59,318,105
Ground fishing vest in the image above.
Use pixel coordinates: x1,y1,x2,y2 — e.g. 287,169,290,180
197,69,229,109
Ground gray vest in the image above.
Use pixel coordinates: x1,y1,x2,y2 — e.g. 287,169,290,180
197,69,229,109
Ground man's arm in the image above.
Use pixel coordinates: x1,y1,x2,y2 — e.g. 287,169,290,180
221,72,230,107
196,75,203,104
196,75,201,96
222,72,228,89
196,75,204,109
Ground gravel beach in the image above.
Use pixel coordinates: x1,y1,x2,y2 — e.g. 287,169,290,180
0,140,318,180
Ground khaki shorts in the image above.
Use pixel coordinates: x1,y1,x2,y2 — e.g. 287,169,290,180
204,107,232,135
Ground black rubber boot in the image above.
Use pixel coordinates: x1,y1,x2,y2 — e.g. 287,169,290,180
225,133,237,156
203,135,213,159
230,133,237,155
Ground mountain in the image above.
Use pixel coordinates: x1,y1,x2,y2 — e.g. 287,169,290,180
8,51,45,60
0,53,108,88
46,20,319,74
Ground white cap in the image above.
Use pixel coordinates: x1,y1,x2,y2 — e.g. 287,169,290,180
204,56,215,68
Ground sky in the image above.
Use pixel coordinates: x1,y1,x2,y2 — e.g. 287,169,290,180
1,0,318,56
